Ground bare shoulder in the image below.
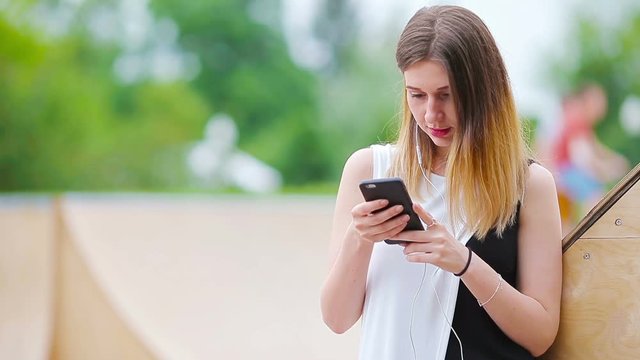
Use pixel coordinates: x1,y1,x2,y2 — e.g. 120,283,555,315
335,147,374,214
341,147,374,183
520,162,561,235
524,162,557,201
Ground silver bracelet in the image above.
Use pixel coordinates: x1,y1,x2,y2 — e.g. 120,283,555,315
478,274,502,307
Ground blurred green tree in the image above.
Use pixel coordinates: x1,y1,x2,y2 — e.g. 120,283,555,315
0,9,211,190
312,0,403,180
151,0,333,185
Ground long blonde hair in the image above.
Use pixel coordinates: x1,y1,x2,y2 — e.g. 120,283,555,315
390,6,528,239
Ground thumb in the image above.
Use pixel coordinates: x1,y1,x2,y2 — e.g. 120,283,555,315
413,203,436,228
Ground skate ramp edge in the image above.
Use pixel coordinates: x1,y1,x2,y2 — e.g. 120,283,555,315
0,197,157,360
50,198,157,360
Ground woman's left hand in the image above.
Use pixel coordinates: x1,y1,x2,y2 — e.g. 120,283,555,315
391,203,469,274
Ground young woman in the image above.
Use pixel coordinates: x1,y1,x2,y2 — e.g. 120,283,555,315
320,6,562,360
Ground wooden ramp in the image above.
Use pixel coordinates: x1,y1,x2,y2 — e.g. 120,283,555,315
0,194,358,359
543,162,640,359
0,198,55,360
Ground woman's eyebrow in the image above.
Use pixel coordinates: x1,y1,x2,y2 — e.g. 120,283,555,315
405,85,449,91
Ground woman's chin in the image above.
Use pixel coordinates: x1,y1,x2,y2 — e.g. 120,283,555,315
428,137,453,149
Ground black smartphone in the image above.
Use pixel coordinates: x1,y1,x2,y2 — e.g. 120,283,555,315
359,177,424,244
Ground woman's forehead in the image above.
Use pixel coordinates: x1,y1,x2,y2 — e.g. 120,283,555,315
403,60,450,91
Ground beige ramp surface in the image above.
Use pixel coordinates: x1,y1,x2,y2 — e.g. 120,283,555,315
59,194,359,359
0,197,55,360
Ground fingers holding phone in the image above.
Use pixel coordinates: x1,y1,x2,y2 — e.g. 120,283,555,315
350,200,411,244
358,178,425,244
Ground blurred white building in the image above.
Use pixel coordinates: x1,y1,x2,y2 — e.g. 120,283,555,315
621,96,640,136
187,114,282,193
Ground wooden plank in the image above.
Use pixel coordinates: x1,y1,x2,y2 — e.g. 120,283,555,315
582,181,640,238
563,162,640,251
543,238,640,359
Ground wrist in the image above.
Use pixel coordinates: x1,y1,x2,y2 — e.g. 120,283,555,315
346,224,375,250
454,247,472,277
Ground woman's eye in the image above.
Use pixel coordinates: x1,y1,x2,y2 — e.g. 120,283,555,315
409,93,425,98
439,93,450,100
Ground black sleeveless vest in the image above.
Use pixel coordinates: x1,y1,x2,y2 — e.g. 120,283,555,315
444,206,535,360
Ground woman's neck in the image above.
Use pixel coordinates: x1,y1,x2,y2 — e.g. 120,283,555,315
431,157,447,176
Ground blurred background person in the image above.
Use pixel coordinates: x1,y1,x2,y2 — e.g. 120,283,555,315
548,84,630,234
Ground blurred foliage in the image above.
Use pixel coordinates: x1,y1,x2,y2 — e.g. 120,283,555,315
150,0,333,185
311,0,358,72
3,0,636,193
0,0,333,191
0,5,211,190
548,6,640,168
317,44,401,179
308,0,401,179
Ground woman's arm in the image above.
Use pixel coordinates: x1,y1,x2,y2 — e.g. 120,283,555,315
320,148,410,333
320,148,373,333
460,163,563,356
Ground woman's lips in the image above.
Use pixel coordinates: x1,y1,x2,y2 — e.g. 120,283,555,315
429,127,451,138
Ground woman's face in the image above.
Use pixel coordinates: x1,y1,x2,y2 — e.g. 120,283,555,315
404,59,458,155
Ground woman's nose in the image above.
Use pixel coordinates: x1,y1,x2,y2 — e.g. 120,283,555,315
424,100,442,122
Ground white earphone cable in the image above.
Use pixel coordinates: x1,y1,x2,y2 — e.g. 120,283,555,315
410,124,464,360
409,263,428,359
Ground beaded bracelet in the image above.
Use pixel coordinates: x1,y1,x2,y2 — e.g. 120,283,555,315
478,274,503,307
454,247,472,277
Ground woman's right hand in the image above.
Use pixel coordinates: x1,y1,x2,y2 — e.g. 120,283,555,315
350,200,410,244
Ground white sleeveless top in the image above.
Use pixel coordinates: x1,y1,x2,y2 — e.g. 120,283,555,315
359,144,473,360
